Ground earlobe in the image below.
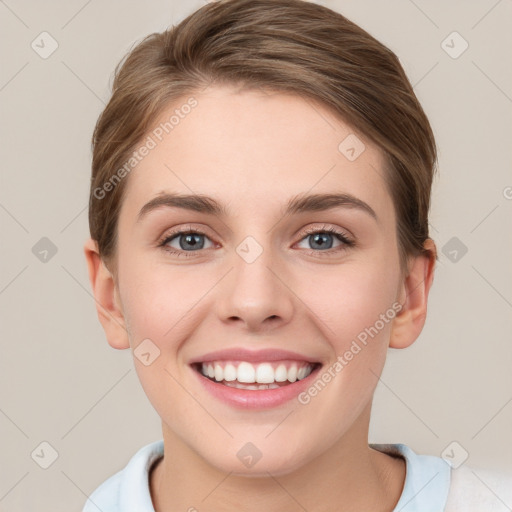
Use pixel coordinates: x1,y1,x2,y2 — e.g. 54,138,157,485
83,237,130,350
389,239,437,349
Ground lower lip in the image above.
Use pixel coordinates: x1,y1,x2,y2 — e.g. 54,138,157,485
191,365,322,410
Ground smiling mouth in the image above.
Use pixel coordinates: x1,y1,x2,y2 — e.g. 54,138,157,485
192,360,321,390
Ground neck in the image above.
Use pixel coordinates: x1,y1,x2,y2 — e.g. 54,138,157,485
150,404,405,512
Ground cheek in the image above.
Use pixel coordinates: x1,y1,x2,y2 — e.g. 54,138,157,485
293,260,400,422
305,254,400,344
119,258,208,342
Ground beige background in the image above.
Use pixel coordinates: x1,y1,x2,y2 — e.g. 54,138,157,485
1,0,511,510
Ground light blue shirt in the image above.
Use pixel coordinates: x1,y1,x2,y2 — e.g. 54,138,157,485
82,440,458,511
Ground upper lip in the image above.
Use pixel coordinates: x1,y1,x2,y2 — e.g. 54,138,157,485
189,348,321,365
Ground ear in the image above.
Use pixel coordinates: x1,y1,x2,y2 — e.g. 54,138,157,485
389,238,437,349
83,237,130,350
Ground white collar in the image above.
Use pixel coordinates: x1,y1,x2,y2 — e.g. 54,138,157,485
85,440,451,511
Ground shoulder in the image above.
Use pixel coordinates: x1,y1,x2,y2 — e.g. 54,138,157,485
82,439,164,512
83,470,123,512
371,442,451,510
445,464,512,512
373,443,512,511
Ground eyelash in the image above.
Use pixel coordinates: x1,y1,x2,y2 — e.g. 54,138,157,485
157,224,355,259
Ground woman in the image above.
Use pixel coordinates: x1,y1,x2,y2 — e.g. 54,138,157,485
83,1,509,510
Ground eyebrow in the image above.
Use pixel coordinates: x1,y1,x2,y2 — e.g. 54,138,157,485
137,192,378,223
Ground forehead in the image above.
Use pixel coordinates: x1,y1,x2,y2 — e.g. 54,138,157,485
120,85,394,225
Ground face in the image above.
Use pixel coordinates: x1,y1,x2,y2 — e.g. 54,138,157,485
112,85,405,476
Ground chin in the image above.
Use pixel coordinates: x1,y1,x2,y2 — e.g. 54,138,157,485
201,443,312,478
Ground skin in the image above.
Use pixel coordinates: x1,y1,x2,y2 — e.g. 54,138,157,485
84,85,436,511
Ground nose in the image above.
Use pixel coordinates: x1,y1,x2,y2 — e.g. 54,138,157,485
215,244,294,333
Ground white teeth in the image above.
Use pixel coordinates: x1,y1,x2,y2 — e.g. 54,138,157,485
199,361,315,385
287,364,298,383
237,362,256,383
255,363,274,383
274,364,288,382
223,363,237,381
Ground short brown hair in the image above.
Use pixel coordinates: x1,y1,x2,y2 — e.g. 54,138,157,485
89,0,437,277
